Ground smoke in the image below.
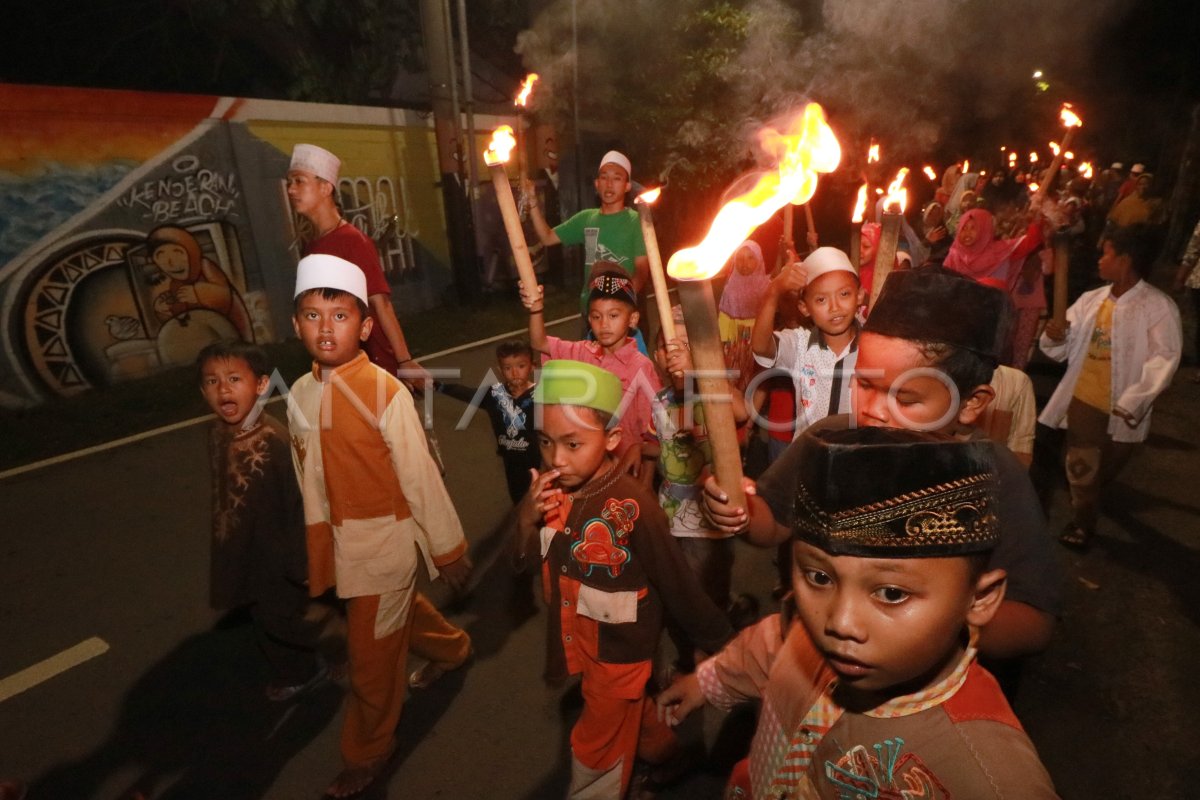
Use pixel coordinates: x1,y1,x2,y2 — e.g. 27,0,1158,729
516,0,1136,181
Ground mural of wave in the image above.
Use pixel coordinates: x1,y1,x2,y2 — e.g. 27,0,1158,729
0,161,137,266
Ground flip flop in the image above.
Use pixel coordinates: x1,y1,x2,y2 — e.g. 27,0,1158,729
1058,523,1092,550
325,743,396,799
408,648,474,689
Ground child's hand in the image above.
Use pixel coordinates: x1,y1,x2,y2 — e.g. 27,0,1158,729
772,262,807,296
656,672,706,727
615,442,643,480
701,474,756,535
520,468,563,528
438,553,473,594
1043,320,1069,342
664,338,692,379
520,282,545,312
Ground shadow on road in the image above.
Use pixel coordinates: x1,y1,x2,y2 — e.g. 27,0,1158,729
30,620,341,800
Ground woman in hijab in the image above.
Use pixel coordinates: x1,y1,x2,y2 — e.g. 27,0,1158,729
719,240,770,392
943,207,1041,285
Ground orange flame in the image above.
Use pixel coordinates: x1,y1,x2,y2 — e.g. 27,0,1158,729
851,183,868,223
1028,181,1041,193
1000,145,1007,152
637,187,662,205
1060,103,1082,128
1079,161,1094,179
1008,152,1018,166
867,141,880,163
1029,151,1039,164
483,125,517,167
922,165,937,181
666,103,841,281
515,73,539,108
1064,150,1075,160
962,159,970,174
883,167,908,214
1049,141,1061,156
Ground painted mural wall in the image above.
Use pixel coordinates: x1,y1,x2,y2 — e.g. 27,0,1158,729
0,84,502,408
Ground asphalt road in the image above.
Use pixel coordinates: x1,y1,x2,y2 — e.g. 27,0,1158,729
2,316,1198,798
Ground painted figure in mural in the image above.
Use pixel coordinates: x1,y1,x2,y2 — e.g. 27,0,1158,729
147,225,253,342
287,143,431,388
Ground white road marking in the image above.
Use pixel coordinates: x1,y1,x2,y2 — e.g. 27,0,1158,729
0,313,584,482
0,637,110,703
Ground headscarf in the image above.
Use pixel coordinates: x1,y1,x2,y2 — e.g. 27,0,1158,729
944,208,1022,281
719,240,770,319
148,226,204,282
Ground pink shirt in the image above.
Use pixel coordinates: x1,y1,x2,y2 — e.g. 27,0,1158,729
544,336,663,454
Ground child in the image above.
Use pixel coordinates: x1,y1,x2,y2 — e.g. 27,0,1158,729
287,253,473,799
197,341,327,701
750,246,862,439
516,360,732,798
706,267,1063,663
523,271,662,476
718,240,771,394
1039,224,1181,547
650,309,752,668
659,428,1059,798
439,340,541,503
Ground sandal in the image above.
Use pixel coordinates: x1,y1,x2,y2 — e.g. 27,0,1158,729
325,743,396,798
266,663,329,702
408,648,473,689
1058,523,1092,550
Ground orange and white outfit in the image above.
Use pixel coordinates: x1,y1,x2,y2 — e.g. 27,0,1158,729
289,351,470,769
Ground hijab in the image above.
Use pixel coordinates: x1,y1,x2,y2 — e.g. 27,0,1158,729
719,240,770,319
944,208,1022,281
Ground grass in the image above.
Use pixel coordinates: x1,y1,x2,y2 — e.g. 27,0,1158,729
0,286,580,473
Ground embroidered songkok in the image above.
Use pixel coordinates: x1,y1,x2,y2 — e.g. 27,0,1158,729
792,427,999,557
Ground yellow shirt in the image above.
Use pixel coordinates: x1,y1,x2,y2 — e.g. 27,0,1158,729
1073,297,1114,410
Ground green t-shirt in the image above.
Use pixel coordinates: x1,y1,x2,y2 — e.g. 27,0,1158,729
554,208,646,311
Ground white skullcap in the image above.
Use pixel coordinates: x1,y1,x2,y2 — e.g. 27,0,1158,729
290,144,341,184
294,254,367,304
802,246,858,284
1130,163,1145,174
598,150,632,178
1110,162,1124,170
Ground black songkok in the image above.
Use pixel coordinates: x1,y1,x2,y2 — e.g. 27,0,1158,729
792,427,999,558
864,266,1013,362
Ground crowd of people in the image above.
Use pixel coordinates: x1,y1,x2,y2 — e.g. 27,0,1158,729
145,140,1189,800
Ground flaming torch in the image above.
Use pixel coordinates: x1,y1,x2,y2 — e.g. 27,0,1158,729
634,187,676,343
868,168,908,309
483,126,540,299
923,165,938,181
867,140,880,164
668,103,841,510
1037,103,1084,326
849,182,868,265
1079,161,1094,179
513,73,539,187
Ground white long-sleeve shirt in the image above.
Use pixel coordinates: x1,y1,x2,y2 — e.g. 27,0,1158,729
1038,280,1181,443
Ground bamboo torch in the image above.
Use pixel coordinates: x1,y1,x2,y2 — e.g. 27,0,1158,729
1038,104,1084,325
849,182,867,268
667,103,841,512
868,169,909,310
634,187,675,342
483,126,539,298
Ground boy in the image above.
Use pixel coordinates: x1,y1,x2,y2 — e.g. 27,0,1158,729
286,143,429,387
750,246,862,439
287,253,473,798
650,309,752,667
1039,224,1181,547
706,268,1063,662
523,271,662,475
659,428,1059,798
197,341,327,702
517,360,732,798
526,150,650,311
438,340,541,503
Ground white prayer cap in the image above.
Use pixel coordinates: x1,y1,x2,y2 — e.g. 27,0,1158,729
294,254,367,304
290,143,341,184
598,150,632,178
1130,163,1145,174
1110,162,1124,170
802,246,858,283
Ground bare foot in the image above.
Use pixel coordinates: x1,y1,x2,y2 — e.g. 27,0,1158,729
326,746,393,798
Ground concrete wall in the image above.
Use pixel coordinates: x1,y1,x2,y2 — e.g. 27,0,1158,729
0,83,510,407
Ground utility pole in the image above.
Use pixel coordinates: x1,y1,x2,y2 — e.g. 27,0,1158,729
420,0,478,303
